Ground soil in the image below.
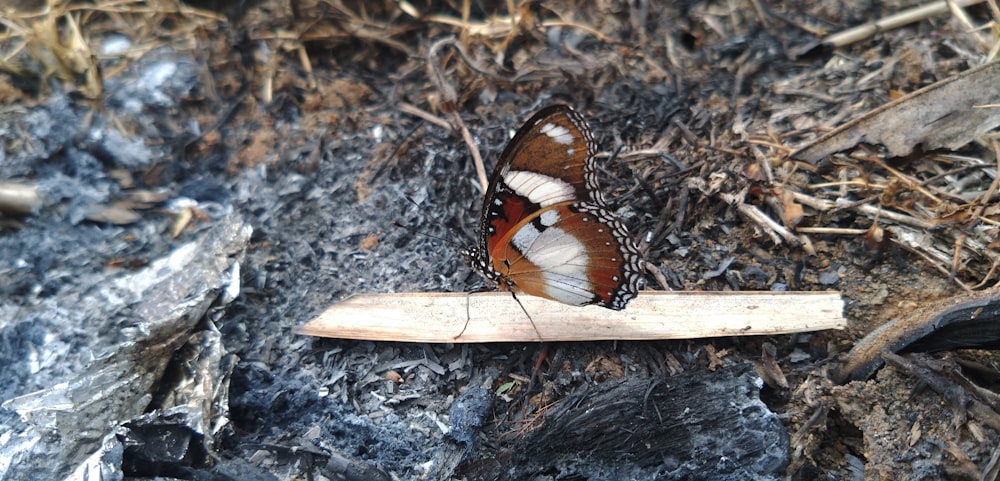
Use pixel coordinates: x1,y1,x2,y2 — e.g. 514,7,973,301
1,1,999,480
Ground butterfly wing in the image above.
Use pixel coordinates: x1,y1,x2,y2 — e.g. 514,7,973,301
490,202,643,309
468,104,643,310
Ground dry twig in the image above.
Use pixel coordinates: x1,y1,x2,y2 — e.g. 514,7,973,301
822,0,985,48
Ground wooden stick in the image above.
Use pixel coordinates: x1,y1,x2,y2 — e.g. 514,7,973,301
822,0,984,48
795,227,867,235
298,291,845,343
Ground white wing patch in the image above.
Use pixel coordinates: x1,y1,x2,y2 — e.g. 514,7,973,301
539,122,575,145
504,170,574,207
509,223,593,305
539,208,561,227
510,221,541,254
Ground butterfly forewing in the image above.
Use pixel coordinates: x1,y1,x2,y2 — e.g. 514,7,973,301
484,106,597,204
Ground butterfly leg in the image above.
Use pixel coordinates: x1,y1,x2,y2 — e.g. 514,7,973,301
516,343,552,424
528,343,550,388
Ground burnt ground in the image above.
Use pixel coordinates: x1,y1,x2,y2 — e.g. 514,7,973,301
2,0,1000,480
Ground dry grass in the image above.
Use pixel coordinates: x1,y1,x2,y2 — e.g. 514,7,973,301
0,0,222,99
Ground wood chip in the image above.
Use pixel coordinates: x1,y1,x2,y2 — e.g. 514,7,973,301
0,181,41,215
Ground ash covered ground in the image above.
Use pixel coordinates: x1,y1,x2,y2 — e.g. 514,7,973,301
2,1,1000,480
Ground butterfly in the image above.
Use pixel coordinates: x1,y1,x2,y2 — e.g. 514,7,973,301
463,105,643,310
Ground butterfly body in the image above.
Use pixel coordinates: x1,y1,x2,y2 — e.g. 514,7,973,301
465,105,643,310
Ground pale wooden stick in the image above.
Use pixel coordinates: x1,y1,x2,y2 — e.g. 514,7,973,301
796,227,867,235
298,291,845,343
453,111,488,192
823,0,984,47
791,191,936,229
722,195,802,246
397,102,452,130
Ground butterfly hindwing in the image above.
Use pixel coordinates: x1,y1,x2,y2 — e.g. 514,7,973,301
491,202,642,309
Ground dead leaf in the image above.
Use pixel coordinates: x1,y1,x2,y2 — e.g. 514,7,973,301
861,223,891,254
584,355,624,381
753,342,788,390
793,61,1000,163
777,188,805,228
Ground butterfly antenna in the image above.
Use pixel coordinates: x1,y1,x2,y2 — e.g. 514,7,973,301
391,220,465,249
394,193,470,249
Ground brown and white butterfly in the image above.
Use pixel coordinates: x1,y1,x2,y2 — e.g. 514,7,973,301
463,105,643,309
